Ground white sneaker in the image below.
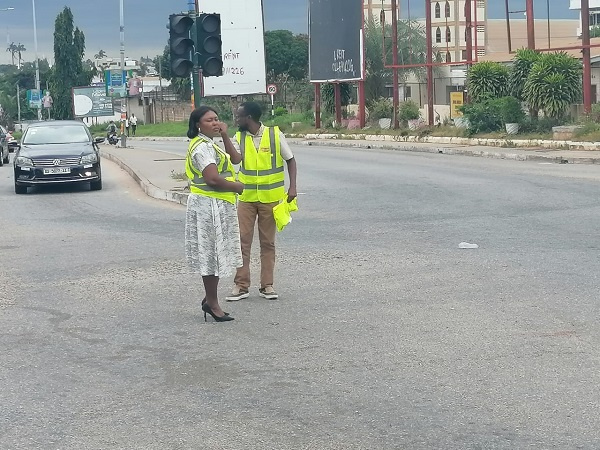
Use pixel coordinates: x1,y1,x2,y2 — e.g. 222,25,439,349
226,286,249,302
259,286,278,300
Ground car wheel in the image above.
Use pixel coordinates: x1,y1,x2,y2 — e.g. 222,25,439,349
90,179,102,191
15,183,27,194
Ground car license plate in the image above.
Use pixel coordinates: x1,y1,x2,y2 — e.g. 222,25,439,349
43,167,70,175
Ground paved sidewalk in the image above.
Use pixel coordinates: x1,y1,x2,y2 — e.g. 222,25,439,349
102,139,600,206
101,145,189,205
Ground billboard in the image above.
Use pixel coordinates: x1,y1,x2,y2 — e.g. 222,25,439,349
199,0,267,96
309,0,364,82
27,89,42,109
72,86,114,118
105,69,128,98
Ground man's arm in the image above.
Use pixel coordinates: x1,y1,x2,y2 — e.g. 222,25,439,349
218,122,242,164
285,157,297,202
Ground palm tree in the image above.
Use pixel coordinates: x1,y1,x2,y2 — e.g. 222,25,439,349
94,49,106,60
6,42,17,66
15,43,26,68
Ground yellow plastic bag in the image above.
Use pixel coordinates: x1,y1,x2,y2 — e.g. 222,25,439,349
273,195,298,232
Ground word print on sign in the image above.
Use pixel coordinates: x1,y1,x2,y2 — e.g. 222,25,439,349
332,49,355,77
223,67,245,76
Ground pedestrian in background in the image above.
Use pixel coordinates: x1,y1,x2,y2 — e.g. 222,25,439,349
130,113,138,136
124,114,130,137
185,106,244,322
226,102,298,302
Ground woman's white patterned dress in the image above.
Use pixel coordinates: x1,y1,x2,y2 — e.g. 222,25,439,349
185,135,243,277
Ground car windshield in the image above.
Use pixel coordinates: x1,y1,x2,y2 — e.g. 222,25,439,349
23,125,90,145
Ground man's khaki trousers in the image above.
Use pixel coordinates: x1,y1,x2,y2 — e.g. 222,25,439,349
234,201,278,290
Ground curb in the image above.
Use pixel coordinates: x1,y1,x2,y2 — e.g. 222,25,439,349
289,133,600,151
101,150,189,206
298,140,600,165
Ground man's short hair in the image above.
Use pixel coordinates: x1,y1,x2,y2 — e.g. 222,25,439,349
240,102,262,123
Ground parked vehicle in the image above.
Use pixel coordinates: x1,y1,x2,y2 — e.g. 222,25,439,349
13,120,104,194
0,125,10,166
6,131,18,153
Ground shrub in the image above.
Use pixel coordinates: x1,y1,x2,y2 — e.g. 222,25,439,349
274,106,288,117
466,61,510,103
368,97,393,121
459,100,503,135
497,96,525,125
398,100,420,123
509,48,541,101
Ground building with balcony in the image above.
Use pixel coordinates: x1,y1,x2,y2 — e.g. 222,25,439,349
569,0,600,36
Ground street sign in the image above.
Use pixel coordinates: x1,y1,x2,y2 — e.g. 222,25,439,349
267,84,277,95
105,69,128,98
27,89,42,109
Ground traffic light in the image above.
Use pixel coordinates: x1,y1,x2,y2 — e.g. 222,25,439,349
197,13,223,77
169,14,194,78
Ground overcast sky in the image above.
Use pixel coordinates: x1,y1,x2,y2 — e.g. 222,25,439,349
0,0,576,65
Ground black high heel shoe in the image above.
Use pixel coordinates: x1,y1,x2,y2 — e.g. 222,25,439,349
202,302,235,322
202,298,229,315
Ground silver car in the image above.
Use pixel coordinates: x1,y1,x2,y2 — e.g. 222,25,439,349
0,125,9,166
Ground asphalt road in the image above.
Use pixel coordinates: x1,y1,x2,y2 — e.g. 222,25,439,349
2,145,600,449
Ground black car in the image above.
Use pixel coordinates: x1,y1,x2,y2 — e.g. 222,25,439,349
13,121,104,194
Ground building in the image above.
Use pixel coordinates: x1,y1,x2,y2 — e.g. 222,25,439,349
430,0,487,63
569,0,600,36
363,0,398,24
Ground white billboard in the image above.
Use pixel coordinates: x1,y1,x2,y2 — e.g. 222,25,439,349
200,0,267,96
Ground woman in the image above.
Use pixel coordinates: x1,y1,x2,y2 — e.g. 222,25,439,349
185,106,244,322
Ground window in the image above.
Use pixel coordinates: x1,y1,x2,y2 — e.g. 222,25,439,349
404,86,412,100
446,26,452,42
436,27,442,43
446,51,452,63
461,50,467,60
23,125,91,145
445,1,451,18
435,2,441,19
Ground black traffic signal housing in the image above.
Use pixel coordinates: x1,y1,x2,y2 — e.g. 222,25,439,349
197,13,223,77
169,14,194,78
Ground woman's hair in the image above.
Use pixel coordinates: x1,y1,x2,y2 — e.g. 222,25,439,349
187,106,218,139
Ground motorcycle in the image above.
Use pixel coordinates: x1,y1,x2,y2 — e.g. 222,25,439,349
107,132,119,146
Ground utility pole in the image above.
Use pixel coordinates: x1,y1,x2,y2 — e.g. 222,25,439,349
119,0,127,147
425,0,434,126
16,82,21,124
582,0,592,113
190,0,201,108
31,0,41,120
392,0,399,129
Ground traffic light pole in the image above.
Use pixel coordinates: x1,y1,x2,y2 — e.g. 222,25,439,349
190,0,202,109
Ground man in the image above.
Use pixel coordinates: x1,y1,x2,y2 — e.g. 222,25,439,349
106,121,117,138
130,113,138,136
226,102,297,301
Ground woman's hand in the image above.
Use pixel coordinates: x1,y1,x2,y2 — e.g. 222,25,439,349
219,122,229,135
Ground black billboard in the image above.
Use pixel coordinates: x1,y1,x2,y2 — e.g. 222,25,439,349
309,0,363,82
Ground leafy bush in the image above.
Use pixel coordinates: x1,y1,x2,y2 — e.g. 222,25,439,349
509,49,541,101
523,52,582,119
467,61,510,103
459,100,503,135
368,97,393,121
274,106,288,117
497,96,525,125
398,100,420,122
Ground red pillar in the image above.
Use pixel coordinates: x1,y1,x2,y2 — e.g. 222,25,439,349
315,83,321,128
582,0,593,114
334,83,342,126
526,0,535,50
392,0,399,129
425,0,434,125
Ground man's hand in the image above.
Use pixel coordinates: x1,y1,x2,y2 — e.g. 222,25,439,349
287,187,297,202
219,122,229,135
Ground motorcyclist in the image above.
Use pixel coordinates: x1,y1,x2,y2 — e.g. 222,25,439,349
106,121,117,138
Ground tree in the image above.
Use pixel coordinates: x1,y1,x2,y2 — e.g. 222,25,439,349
16,44,26,68
6,42,17,66
50,7,92,119
321,83,352,114
523,52,582,119
509,48,541,119
466,61,509,103
264,30,308,81
94,49,106,60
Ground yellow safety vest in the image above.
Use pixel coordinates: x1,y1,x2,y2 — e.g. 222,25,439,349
186,136,236,204
235,126,285,203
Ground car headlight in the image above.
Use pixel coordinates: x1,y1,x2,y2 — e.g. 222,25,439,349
15,156,33,166
80,153,99,164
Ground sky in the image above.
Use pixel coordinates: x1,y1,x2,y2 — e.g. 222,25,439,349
0,0,577,66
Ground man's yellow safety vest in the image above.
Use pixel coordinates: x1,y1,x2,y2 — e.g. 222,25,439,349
186,136,236,204
235,126,285,203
